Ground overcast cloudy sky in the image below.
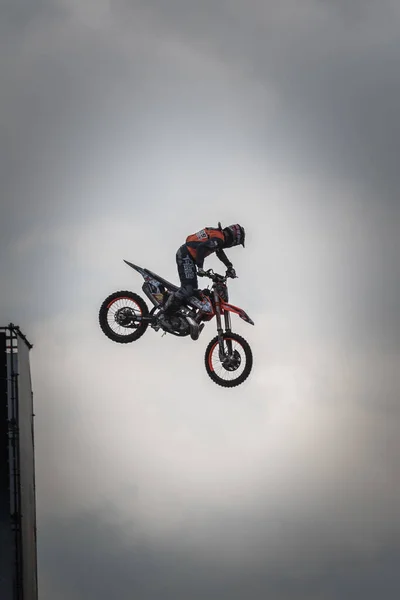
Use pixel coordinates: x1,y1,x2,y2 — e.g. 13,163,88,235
1,1,400,599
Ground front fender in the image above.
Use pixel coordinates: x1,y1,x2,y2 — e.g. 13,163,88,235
221,301,255,325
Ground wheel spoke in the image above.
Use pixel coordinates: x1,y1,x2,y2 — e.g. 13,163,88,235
209,337,246,382
106,298,142,337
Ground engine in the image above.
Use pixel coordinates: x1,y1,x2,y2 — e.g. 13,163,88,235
167,313,190,336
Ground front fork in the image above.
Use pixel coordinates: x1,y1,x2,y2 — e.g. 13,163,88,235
214,292,233,358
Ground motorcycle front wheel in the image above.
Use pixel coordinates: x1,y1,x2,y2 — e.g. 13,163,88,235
99,290,149,343
205,332,253,387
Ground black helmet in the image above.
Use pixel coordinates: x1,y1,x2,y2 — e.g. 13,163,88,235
222,224,246,248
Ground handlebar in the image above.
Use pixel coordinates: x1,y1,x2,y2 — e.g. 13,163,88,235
198,268,237,282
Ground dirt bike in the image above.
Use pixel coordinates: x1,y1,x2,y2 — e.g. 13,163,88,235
99,260,255,387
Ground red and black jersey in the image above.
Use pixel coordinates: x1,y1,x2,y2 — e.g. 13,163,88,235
185,227,232,268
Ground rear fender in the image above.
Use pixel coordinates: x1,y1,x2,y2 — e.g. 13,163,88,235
124,260,165,304
123,260,148,279
221,301,255,325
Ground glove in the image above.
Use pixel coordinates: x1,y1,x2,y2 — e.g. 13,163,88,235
226,266,237,278
197,268,207,277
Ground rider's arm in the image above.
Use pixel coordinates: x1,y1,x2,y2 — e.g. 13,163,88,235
195,239,220,268
216,249,232,269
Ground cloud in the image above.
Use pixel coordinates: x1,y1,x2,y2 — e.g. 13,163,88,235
31,297,400,594
1,1,399,598
38,505,400,600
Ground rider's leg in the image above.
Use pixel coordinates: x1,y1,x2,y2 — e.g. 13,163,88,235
163,246,198,315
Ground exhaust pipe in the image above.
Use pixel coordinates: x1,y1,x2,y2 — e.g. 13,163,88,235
185,315,204,341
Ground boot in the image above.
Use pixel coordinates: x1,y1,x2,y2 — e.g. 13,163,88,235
157,292,182,330
163,292,182,316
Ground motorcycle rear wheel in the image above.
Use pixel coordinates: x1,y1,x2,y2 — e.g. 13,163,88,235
99,290,149,343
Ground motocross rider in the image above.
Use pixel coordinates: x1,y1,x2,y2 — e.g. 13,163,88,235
161,223,245,318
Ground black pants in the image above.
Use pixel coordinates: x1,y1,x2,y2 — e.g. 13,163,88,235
175,245,198,301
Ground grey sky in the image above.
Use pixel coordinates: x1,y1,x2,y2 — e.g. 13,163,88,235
1,1,399,599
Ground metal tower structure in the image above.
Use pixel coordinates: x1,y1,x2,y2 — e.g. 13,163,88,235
0,324,38,600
